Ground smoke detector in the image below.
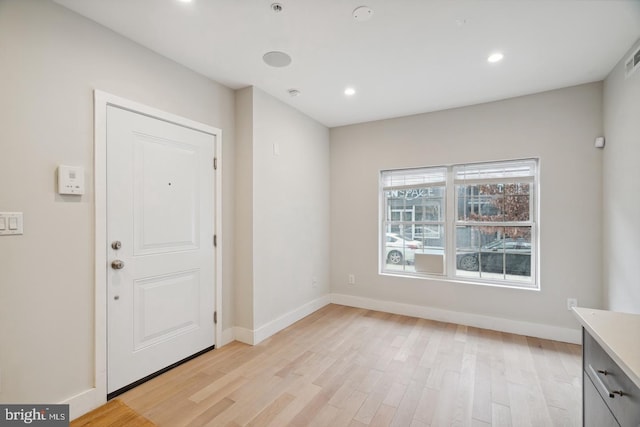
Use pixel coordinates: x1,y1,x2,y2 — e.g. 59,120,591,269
288,89,301,97
353,6,373,22
271,3,283,13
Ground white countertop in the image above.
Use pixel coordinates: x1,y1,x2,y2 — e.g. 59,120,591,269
573,307,640,389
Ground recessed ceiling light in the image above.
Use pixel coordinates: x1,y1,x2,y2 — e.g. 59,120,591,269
288,89,301,97
263,51,292,67
344,87,356,96
177,0,192,3
487,52,504,63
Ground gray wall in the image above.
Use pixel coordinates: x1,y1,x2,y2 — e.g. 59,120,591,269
603,39,640,313
251,87,330,328
233,87,254,330
330,83,604,332
0,0,235,403
234,87,331,336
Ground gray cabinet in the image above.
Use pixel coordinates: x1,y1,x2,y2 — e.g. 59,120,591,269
582,329,640,427
584,371,620,427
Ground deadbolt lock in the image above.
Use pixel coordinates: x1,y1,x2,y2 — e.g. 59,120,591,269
111,241,122,250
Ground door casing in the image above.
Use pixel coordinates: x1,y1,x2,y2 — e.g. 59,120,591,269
93,90,222,404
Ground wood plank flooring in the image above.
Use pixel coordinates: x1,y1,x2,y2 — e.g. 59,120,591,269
81,304,583,426
71,398,155,426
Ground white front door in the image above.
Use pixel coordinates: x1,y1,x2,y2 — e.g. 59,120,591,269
106,105,216,394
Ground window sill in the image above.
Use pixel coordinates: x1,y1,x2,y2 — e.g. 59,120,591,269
379,270,540,291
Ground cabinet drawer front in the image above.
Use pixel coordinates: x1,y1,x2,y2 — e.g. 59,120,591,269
584,372,620,427
584,330,640,426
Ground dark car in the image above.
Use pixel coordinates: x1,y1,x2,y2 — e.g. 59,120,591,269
456,238,531,276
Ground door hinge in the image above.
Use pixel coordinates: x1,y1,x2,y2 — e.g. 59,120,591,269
213,234,217,247
213,157,218,170
214,311,217,324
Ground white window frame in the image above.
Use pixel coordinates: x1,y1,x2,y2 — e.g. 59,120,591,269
380,159,539,290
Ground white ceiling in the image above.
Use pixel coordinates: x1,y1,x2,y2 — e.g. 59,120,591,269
53,0,640,127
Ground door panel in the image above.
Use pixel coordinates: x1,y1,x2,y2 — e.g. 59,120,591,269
134,134,200,254
133,270,200,350
106,105,215,394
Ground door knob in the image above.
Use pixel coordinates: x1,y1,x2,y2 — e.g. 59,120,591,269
111,260,125,270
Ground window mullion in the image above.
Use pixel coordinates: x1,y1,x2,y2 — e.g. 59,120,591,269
446,166,456,277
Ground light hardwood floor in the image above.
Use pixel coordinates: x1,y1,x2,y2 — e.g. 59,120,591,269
105,304,582,426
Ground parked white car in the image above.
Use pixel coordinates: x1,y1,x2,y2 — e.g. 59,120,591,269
385,233,424,265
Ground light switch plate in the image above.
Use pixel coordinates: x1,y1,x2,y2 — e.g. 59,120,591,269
0,212,23,235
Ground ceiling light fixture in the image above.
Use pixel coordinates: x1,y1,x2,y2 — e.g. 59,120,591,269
344,87,356,96
263,51,292,67
177,0,193,3
487,52,504,63
288,89,301,97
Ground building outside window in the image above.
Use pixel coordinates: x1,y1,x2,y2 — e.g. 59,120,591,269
380,159,538,289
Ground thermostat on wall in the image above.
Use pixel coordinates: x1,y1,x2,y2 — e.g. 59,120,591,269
58,165,85,195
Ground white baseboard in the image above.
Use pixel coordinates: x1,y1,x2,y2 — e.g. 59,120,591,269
253,295,331,344
61,387,105,421
233,326,254,345
330,293,581,344
220,328,235,347
232,295,331,346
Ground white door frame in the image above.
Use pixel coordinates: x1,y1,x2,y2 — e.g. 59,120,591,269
93,90,222,404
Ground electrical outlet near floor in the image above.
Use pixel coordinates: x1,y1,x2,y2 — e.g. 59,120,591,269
348,274,356,285
567,298,578,311
312,275,318,288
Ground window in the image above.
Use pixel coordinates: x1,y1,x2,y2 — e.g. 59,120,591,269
380,159,538,289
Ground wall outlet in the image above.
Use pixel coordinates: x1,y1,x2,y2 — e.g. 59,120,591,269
348,274,356,285
311,276,318,288
567,298,578,311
